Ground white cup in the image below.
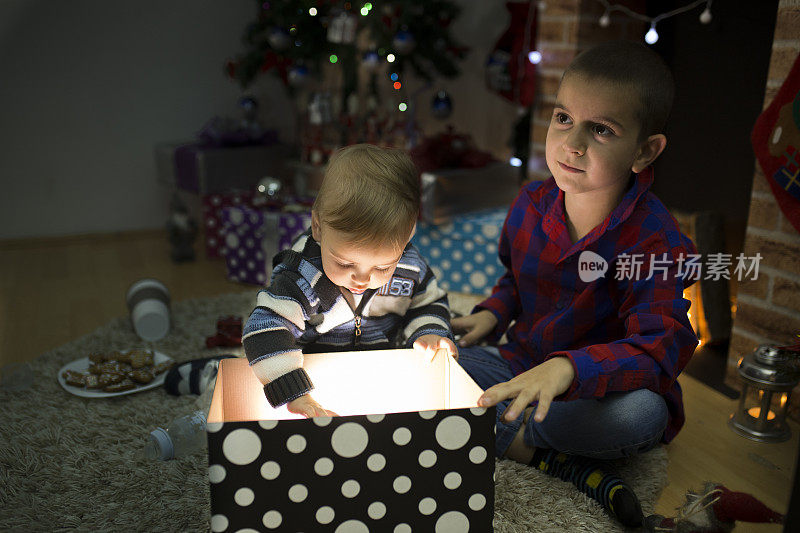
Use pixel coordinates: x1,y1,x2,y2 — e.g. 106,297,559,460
126,278,171,341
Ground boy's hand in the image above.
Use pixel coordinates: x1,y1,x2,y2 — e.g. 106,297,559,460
287,394,339,418
413,334,458,361
478,356,575,424
451,310,498,347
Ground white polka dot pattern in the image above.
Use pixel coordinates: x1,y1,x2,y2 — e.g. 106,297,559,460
217,203,311,285
411,208,507,296
207,407,495,531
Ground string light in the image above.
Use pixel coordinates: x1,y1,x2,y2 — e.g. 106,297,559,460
645,23,659,44
308,7,317,16
594,0,712,46
386,53,396,63
528,50,542,64
398,102,407,111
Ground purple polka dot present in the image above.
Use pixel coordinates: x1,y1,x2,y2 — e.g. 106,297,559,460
220,205,311,286
207,353,495,532
202,191,259,259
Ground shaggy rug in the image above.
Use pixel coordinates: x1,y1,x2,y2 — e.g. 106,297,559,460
0,292,668,532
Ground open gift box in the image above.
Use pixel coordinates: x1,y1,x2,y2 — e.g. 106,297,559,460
206,350,496,532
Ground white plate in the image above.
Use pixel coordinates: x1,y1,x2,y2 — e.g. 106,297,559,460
57,350,173,398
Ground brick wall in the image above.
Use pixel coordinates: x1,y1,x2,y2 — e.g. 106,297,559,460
726,0,800,420
531,0,646,179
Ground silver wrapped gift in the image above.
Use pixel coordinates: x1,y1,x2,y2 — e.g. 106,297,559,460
420,162,522,224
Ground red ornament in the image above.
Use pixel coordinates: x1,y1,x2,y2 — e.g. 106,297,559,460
225,59,237,79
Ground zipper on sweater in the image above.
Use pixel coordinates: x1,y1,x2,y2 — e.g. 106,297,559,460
349,289,376,348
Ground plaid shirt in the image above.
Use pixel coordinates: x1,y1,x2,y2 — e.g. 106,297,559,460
477,167,698,443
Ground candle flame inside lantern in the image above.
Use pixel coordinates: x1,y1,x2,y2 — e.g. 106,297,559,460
747,407,776,421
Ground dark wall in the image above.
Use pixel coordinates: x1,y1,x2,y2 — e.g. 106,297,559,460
649,1,779,256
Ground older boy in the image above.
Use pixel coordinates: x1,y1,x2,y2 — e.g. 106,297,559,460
453,41,698,526
243,144,456,418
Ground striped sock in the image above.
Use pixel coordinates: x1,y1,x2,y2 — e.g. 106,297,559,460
530,448,643,527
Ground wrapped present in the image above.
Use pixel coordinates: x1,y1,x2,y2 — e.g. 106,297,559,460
220,205,312,285
419,162,521,225
412,208,507,296
162,142,292,194
202,191,259,258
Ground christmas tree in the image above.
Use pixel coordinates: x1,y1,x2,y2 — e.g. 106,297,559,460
226,1,468,163
227,0,467,93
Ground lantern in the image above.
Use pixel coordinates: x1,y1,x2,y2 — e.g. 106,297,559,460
728,344,800,443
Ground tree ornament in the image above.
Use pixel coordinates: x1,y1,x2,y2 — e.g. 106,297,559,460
327,10,357,44
238,96,258,119
267,27,292,51
431,90,453,120
599,12,611,27
362,50,381,72
225,58,237,79
699,8,712,24
287,65,310,88
393,30,416,55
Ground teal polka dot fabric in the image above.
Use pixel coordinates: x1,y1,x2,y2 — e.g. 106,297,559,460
412,209,506,296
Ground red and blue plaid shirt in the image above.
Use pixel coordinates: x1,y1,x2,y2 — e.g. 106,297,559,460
477,167,698,443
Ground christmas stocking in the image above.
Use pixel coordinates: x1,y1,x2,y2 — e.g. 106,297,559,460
751,50,800,234
485,1,538,107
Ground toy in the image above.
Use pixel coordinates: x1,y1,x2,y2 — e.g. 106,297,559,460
644,482,783,532
205,316,243,348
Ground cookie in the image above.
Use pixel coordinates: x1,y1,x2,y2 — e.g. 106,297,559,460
128,369,154,384
62,370,88,387
129,351,154,369
84,374,101,389
97,373,124,388
104,379,136,392
152,360,175,375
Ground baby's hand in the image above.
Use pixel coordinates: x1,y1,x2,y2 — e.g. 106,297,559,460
413,334,458,361
287,394,338,418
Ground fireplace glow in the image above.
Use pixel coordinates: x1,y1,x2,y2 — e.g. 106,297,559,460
683,286,708,346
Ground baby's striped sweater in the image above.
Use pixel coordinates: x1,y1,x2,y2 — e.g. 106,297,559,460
243,230,453,407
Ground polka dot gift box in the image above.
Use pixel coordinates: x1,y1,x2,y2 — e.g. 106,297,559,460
219,205,311,286
206,352,495,532
412,208,507,296
202,191,259,259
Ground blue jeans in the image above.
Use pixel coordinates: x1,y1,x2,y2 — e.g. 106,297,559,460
458,346,668,460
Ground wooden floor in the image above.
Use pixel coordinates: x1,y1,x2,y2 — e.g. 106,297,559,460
1,230,796,528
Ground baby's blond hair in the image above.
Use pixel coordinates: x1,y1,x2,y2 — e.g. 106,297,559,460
312,144,420,250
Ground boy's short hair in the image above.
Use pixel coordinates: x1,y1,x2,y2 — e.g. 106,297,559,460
313,144,420,250
564,40,674,139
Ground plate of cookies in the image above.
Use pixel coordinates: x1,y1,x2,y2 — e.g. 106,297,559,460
58,349,175,398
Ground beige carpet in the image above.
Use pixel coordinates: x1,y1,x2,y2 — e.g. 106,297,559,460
0,292,668,532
